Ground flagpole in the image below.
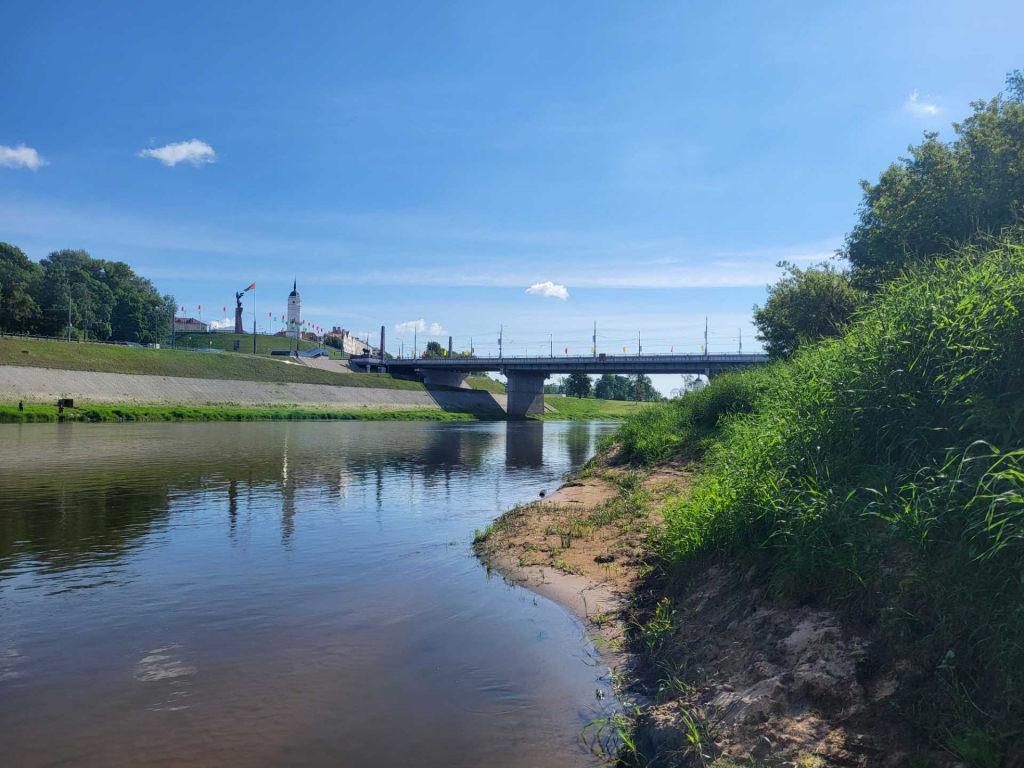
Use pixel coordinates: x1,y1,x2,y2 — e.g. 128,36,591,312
252,284,257,355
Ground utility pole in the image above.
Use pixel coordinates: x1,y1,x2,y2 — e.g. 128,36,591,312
638,331,641,356
704,316,708,358
739,327,742,355
592,321,597,358
499,325,503,359
253,285,257,355
470,336,474,357
414,328,417,359
550,333,553,357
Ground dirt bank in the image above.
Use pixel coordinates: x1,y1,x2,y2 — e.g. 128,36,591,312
0,364,506,415
475,455,941,767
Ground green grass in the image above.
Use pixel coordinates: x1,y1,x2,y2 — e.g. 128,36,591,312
173,332,348,358
535,396,647,421
0,403,477,423
617,232,1024,760
465,375,507,394
0,336,426,389
610,371,770,464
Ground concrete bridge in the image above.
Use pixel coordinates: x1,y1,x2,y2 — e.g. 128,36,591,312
351,352,769,418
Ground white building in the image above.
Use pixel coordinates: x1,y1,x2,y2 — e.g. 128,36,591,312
286,279,302,339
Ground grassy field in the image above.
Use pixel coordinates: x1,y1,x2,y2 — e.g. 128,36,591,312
0,403,476,423
464,375,506,394
173,332,347,358
610,234,1024,761
0,336,425,390
536,396,646,420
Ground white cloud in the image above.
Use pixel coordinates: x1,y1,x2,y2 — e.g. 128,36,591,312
525,281,569,300
208,317,234,330
428,322,446,335
394,318,426,333
905,90,940,116
138,139,216,167
0,144,48,171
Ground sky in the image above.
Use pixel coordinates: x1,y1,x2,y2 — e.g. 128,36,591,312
2,1,1021,393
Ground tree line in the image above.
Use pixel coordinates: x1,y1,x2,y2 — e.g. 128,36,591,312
0,244,176,344
754,69,1024,359
547,372,662,401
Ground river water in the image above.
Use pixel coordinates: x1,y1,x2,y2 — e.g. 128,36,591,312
0,420,620,767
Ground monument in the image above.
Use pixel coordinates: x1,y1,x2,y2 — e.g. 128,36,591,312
234,291,244,334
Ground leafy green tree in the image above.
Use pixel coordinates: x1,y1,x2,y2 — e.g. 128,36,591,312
0,242,42,332
423,340,445,358
564,372,593,399
595,373,633,400
843,71,1024,288
629,374,658,402
753,261,863,360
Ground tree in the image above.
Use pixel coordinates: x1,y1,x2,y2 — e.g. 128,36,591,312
564,372,593,399
629,374,657,402
423,340,445,358
594,373,633,400
843,71,1024,288
753,261,862,360
0,242,42,332
543,378,564,395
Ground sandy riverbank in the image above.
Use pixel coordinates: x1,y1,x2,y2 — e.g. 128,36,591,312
474,452,926,766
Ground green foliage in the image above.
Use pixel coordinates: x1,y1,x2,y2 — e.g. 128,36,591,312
0,246,175,342
753,260,864,359
564,372,593,398
0,404,478,423
595,373,631,400
612,369,769,465
843,74,1024,288
658,232,1024,742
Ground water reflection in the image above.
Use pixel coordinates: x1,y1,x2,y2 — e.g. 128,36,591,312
0,420,616,767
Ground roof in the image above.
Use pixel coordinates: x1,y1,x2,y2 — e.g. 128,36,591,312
289,278,299,297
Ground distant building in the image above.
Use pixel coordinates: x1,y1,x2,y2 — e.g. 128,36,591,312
324,327,374,356
286,279,302,340
173,317,208,334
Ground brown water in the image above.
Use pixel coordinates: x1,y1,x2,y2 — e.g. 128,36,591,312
0,420,619,767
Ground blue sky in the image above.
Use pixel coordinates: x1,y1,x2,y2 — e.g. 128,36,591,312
2,1,1021,388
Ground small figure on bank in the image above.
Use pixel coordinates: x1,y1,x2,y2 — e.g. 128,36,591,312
57,399,64,417
18,400,24,412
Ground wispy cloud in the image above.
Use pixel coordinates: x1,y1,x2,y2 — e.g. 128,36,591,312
428,322,446,335
208,317,234,330
905,90,940,117
0,144,48,171
525,281,569,300
138,139,216,167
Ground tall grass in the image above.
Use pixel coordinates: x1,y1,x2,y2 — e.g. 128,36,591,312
626,233,1024,757
611,369,770,465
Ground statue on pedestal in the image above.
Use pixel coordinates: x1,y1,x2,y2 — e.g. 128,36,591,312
234,291,244,334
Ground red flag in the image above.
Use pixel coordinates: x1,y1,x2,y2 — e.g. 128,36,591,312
244,283,255,292
198,305,201,310
223,306,226,312
180,306,184,312
564,347,568,354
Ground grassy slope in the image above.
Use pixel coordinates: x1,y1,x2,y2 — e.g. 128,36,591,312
0,404,474,423
0,336,424,390
464,375,507,394
536,396,646,420
611,235,1024,761
173,332,347,358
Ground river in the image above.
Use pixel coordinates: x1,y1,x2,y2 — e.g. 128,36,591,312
0,420,619,767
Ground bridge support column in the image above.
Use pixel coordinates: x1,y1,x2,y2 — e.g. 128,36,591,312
505,372,546,419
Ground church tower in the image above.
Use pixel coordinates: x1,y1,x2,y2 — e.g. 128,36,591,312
287,278,301,339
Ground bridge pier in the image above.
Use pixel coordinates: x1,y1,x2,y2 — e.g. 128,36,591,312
505,371,546,419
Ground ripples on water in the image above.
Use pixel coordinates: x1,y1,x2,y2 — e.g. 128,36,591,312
0,420,618,767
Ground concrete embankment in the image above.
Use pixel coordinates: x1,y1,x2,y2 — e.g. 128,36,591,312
0,364,506,415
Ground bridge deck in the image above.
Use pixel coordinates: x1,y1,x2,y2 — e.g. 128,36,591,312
353,353,768,376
